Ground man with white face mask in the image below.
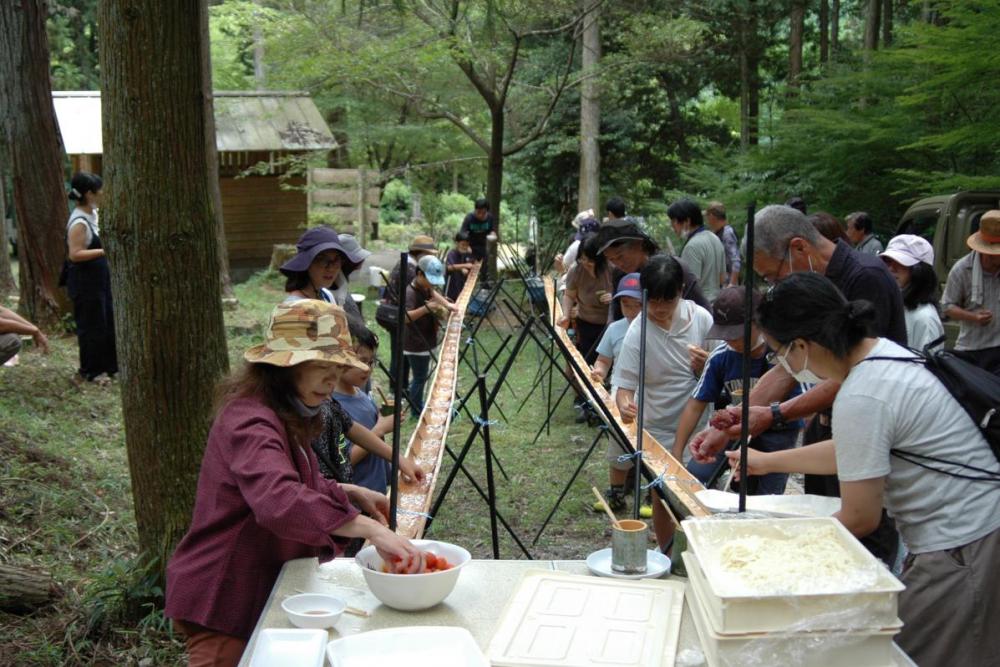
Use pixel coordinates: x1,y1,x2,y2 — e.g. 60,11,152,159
690,204,907,565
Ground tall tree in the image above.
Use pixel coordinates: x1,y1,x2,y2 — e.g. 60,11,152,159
789,0,806,89
882,0,893,47
738,0,760,147
864,0,881,51
577,0,601,213
819,0,829,63
0,0,72,327
831,0,840,52
98,0,229,579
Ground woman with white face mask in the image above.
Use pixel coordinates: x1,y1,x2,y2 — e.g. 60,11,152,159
727,272,1000,667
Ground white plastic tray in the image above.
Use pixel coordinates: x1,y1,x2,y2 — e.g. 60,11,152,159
694,489,841,517
247,628,326,667
488,569,685,667
683,551,902,635
326,626,488,667
683,517,903,600
687,577,899,667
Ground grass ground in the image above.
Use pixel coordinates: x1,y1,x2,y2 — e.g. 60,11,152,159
0,267,617,665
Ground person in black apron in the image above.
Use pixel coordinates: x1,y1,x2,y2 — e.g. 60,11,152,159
64,172,117,384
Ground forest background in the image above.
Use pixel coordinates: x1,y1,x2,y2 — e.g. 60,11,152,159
35,0,1000,246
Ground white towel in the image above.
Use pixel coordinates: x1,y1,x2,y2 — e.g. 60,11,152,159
971,251,985,309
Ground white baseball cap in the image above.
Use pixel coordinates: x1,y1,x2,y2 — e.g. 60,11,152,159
880,234,934,267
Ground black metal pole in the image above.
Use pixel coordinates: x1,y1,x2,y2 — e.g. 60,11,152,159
389,251,407,530
477,374,501,559
633,288,648,520
738,203,756,513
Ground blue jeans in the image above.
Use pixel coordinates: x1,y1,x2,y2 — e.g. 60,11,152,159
686,428,798,495
405,353,431,417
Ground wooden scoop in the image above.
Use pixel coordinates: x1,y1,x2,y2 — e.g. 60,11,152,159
592,486,622,529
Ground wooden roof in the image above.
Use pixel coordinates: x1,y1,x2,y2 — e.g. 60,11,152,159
52,90,337,156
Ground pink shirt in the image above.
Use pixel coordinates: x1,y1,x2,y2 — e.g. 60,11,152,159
165,397,360,638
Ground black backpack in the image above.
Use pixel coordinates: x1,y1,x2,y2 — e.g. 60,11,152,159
863,337,1000,481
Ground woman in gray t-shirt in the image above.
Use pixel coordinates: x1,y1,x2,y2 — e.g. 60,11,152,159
731,272,1000,667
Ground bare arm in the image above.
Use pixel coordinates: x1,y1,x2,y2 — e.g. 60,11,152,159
944,304,992,325
726,439,838,476
67,223,104,263
616,387,637,423
559,289,578,328
0,307,48,353
346,423,425,483
725,377,840,439
672,399,709,459
590,354,612,382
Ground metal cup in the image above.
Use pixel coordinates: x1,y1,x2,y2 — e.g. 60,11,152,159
611,519,648,574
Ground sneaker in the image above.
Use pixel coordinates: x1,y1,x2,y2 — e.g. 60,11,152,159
592,486,627,513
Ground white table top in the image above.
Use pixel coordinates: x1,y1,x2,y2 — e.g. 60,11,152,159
238,557,914,666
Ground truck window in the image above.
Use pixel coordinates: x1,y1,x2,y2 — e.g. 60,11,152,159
898,213,937,241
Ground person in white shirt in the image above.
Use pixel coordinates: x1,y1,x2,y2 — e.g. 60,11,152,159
728,272,1000,667
614,255,713,545
879,235,944,351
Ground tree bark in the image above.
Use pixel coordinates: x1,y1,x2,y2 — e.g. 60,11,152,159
831,0,840,53
739,2,759,148
0,1,72,327
864,0,881,52
789,1,805,90
0,564,60,612
98,0,230,581
577,0,601,215
882,0,893,47
819,0,829,63
486,108,504,279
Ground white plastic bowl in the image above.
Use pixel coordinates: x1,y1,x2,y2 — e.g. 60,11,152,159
355,539,470,611
281,593,345,629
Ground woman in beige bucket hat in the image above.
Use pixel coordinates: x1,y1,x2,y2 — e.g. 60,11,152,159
165,299,421,665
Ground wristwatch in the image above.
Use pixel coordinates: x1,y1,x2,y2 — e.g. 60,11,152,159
770,401,787,428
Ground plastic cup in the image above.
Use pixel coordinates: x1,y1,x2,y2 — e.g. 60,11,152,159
611,519,648,574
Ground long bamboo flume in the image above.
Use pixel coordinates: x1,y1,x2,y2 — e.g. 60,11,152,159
393,263,482,538
544,277,709,519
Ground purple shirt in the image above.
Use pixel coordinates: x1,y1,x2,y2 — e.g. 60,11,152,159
165,397,360,639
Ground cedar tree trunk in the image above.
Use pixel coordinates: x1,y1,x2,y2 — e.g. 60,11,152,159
577,0,601,214
819,0,829,63
98,0,229,578
831,0,840,52
789,1,805,90
864,0,881,52
0,1,71,325
882,0,893,47
0,156,15,296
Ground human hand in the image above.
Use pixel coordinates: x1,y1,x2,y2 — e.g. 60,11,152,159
598,291,612,305
688,345,708,375
725,448,771,481
346,486,391,525
400,455,426,484
590,367,606,383
557,316,571,330
974,310,994,326
620,398,638,424
689,428,729,463
372,529,422,573
32,329,50,354
723,405,773,439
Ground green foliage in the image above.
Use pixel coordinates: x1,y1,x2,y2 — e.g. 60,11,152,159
47,1,101,90
379,179,412,226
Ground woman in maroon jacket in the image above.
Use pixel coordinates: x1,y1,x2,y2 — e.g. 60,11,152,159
166,299,419,666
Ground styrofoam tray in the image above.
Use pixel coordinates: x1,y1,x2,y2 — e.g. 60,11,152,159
687,577,899,667
247,628,326,667
695,489,841,517
488,569,685,667
683,551,902,635
326,626,488,667
683,517,904,600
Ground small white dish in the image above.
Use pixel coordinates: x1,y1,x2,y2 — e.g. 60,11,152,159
281,593,345,629
249,628,326,667
586,548,671,580
327,626,488,667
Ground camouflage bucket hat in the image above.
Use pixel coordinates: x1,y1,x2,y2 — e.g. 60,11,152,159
243,299,367,370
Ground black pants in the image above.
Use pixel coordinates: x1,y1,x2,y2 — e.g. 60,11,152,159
803,414,899,567
575,318,606,365
72,291,118,380
955,345,1000,376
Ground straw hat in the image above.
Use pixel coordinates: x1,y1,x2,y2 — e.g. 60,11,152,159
409,235,437,254
244,299,367,370
968,211,1000,255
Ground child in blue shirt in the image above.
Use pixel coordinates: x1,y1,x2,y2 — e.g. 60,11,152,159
672,287,801,494
333,325,421,492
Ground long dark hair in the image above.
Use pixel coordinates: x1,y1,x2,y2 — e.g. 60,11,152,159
579,232,607,273
756,272,875,359
215,362,322,448
902,261,939,311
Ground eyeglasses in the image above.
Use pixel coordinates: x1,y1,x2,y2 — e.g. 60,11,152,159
313,255,342,270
